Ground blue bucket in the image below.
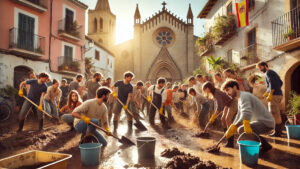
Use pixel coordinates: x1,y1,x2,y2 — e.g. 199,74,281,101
79,143,102,166
286,125,300,140
237,133,261,167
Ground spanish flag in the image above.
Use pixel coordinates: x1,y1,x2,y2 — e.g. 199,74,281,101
235,0,249,28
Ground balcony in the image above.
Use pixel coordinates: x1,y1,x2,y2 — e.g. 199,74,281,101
58,19,82,41
58,56,81,74
272,6,300,51
12,0,47,12
9,27,45,58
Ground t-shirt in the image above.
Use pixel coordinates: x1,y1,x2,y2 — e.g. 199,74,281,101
234,92,275,129
114,80,133,104
265,69,283,96
213,89,232,111
69,81,80,91
26,79,47,104
60,85,69,98
164,89,173,106
73,99,108,127
44,86,62,103
86,80,101,100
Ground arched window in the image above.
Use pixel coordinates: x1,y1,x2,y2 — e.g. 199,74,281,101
94,18,97,33
100,18,103,32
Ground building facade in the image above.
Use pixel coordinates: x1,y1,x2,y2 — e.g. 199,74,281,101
88,1,200,83
0,0,87,88
85,36,114,81
197,0,300,109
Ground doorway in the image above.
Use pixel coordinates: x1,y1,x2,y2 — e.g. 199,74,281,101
291,65,300,94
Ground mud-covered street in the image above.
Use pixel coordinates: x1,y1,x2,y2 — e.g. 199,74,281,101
1,110,300,169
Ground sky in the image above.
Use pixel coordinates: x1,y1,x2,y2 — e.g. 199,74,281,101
80,0,207,44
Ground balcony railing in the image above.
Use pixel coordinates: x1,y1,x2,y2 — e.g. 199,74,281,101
58,56,80,72
9,27,45,56
12,0,48,12
272,6,300,50
58,19,82,41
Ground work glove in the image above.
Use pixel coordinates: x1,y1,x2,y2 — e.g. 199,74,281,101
18,89,23,97
263,92,269,97
266,93,272,102
243,120,253,134
56,104,60,109
106,127,112,136
147,96,151,103
38,104,43,111
209,114,218,123
159,107,163,115
81,115,91,124
123,105,128,111
112,92,117,98
225,124,237,139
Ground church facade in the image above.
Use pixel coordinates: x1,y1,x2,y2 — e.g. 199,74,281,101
88,1,200,82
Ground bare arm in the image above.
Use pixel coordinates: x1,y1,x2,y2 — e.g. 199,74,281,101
126,93,132,105
19,81,27,90
39,92,45,106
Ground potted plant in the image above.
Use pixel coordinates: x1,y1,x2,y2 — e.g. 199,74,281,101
287,91,300,125
283,29,295,40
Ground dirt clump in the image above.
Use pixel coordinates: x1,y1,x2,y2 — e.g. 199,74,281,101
192,132,210,138
165,155,200,169
161,147,186,158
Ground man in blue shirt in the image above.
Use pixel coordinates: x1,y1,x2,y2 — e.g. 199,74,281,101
257,62,283,137
18,72,49,132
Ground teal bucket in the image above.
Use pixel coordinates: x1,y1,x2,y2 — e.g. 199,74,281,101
79,143,102,166
237,133,261,167
286,125,300,140
137,137,156,159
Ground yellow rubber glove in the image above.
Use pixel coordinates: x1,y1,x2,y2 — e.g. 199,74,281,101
263,92,268,97
225,124,237,138
243,120,253,134
159,107,164,115
18,89,24,97
147,96,151,103
209,114,218,123
112,92,117,98
38,104,43,111
56,104,59,109
123,105,128,111
81,115,91,124
106,127,112,136
266,93,272,102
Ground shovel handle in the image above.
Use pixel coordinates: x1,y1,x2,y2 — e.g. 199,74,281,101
141,95,168,119
203,113,222,132
89,122,120,140
114,97,136,118
215,135,226,147
23,96,53,118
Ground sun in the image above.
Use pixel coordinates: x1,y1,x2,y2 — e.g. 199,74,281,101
115,20,133,45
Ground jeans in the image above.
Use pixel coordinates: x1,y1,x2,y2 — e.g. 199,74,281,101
75,118,107,147
19,100,43,121
61,114,74,127
164,105,173,119
238,121,274,135
44,99,58,118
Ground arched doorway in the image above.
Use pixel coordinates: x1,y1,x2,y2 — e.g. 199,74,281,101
291,65,300,94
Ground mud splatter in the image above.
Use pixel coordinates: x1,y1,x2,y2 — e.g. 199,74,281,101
161,148,186,158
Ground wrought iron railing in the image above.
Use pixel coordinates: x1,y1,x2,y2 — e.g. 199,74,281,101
58,19,82,39
272,6,300,47
9,27,45,54
58,56,80,72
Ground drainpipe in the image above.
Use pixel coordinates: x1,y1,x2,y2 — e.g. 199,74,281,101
48,0,53,72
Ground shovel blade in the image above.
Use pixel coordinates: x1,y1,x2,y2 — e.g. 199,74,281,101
206,145,220,153
120,136,136,146
134,121,147,131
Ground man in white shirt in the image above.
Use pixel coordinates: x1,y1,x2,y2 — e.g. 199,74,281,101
148,77,170,129
189,76,202,94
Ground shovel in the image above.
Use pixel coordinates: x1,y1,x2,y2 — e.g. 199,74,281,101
205,135,226,153
141,95,168,119
194,113,222,138
115,97,147,131
90,122,135,146
23,96,54,119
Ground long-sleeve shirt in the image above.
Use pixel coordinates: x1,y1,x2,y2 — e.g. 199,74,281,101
265,69,283,96
148,85,166,105
234,92,275,129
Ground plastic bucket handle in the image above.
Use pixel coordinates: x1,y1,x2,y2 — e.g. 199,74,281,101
80,135,100,145
285,119,300,126
238,132,261,145
137,137,156,150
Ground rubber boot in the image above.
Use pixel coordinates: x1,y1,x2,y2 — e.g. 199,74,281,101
38,119,44,131
113,121,118,133
161,115,171,129
224,136,234,148
17,120,25,132
128,121,133,132
259,136,272,156
269,124,282,137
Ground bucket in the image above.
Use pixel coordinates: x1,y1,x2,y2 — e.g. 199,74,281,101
79,135,102,166
237,133,261,167
286,124,300,140
137,137,156,159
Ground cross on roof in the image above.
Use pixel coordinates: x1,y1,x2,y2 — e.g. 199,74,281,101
162,1,167,10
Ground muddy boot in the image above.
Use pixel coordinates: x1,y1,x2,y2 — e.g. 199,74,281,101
224,136,234,148
259,136,272,156
17,120,25,132
38,119,44,131
269,124,282,137
127,121,133,132
113,121,118,133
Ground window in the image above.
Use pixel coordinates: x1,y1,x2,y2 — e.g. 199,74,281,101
227,49,233,63
248,0,255,11
247,28,256,46
64,45,73,63
95,50,100,60
18,13,35,51
100,18,103,32
65,8,74,32
227,2,233,16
